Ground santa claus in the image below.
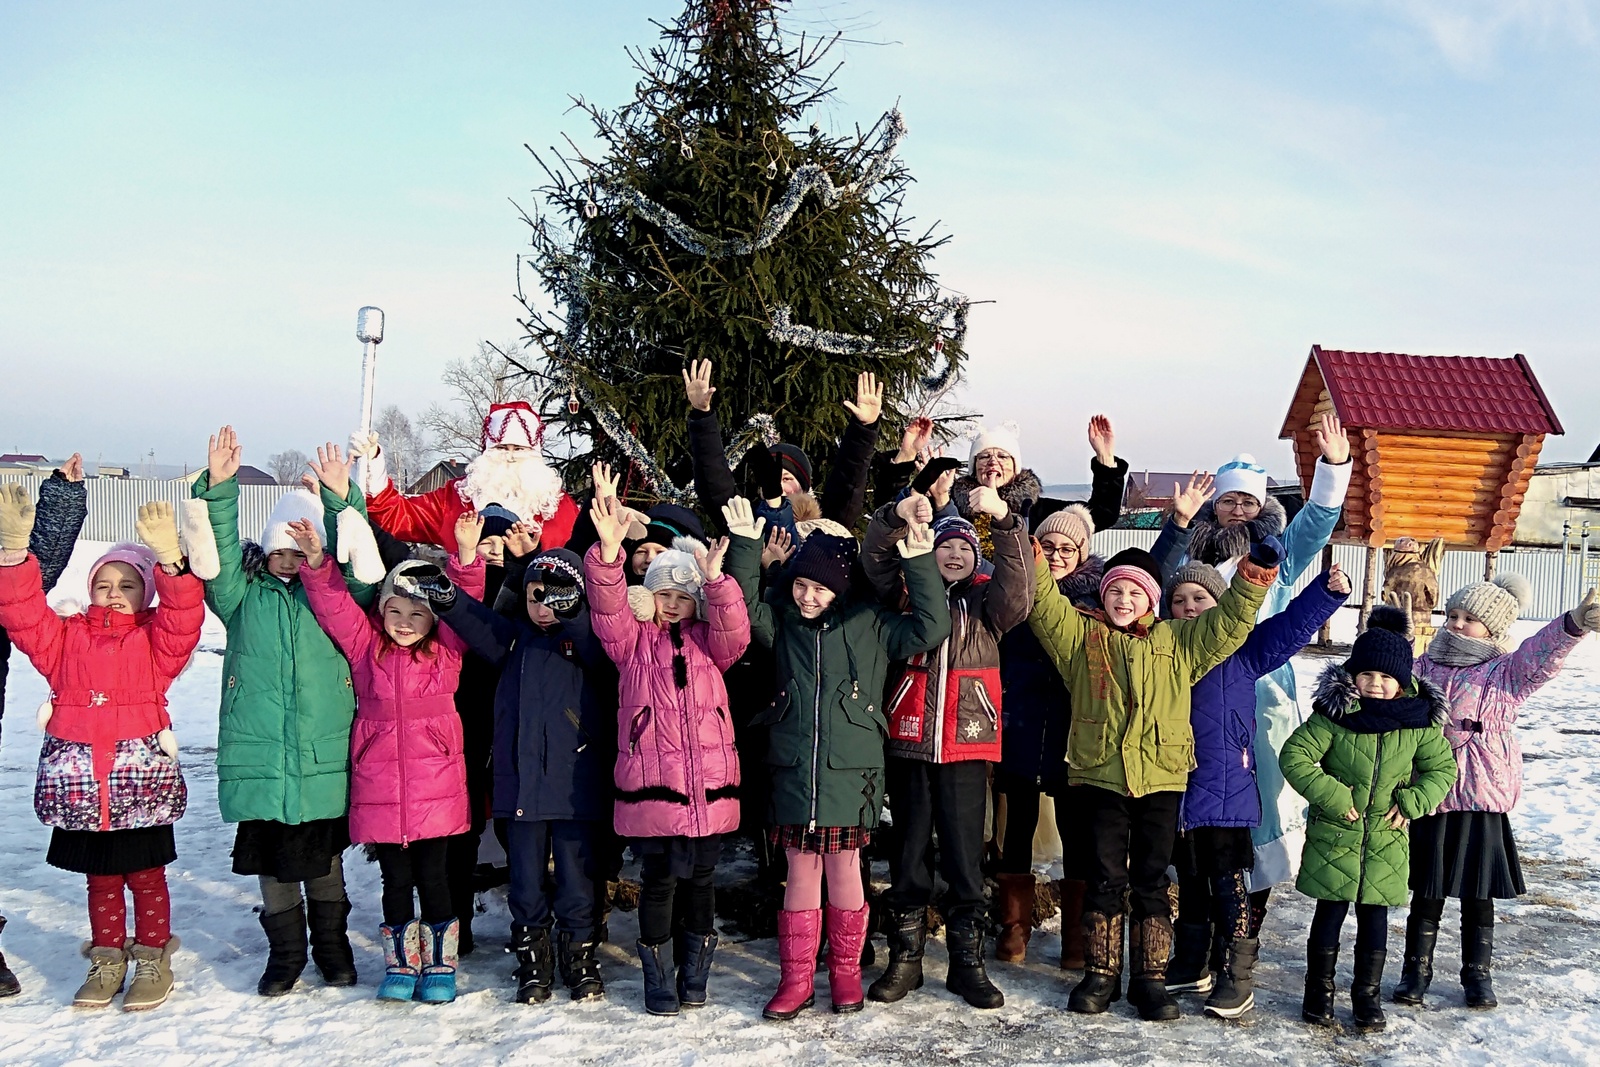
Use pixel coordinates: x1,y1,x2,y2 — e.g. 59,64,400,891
353,401,578,550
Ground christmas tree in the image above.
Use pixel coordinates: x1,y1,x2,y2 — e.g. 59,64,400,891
513,0,969,502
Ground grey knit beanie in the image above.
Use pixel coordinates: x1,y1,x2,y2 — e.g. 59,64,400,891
1445,573,1533,643
1164,561,1227,610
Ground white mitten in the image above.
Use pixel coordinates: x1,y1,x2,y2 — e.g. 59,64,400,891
337,508,388,586
350,430,387,495
179,499,221,581
1573,587,1600,634
898,522,935,559
720,497,767,542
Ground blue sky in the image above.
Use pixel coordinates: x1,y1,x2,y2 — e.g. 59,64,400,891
3,0,1597,481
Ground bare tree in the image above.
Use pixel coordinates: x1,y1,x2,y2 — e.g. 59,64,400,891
267,449,310,486
373,406,429,491
420,340,541,456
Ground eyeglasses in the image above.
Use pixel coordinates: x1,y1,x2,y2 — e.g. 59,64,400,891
1216,496,1261,513
1040,543,1080,559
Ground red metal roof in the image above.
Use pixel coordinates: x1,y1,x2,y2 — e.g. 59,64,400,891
1298,347,1563,436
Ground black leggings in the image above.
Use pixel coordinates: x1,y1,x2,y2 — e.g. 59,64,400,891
374,838,453,927
1177,874,1272,940
1309,900,1388,954
1411,896,1494,927
638,855,715,945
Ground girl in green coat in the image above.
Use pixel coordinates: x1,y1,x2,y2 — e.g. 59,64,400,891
723,498,949,1021
1280,605,1455,1034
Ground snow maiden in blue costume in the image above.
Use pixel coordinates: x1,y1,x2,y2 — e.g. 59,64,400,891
1172,414,1352,982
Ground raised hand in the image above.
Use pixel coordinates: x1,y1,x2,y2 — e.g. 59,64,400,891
349,430,380,460
309,442,352,500
135,501,184,566
1314,411,1350,465
969,483,1009,520
1572,587,1599,633
761,525,795,569
1327,563,1352,596
592,461,620,503
61,453,85,482
896,416,934,464
505,521,539,559
1170,471,1215,528
900,521,935,558
720,496,767,541
695,536,730,582
0,483,36,552
407,564,457,610
896,491,934,527
590,495,629,561
285,518,324,569
930,463,958,509
683,359,716,412
208,426,242,484
1087,415,1116,467
455,511,485,565
843,371,884,425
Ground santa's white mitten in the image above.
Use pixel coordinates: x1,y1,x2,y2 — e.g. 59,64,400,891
350,431,387,496
180,499,221,581
337,508,387,586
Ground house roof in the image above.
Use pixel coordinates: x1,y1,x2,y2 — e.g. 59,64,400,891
235,465,280,486
1286,347,1563,437
0,453,49,464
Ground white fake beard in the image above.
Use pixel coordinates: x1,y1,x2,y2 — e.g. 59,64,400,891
459,448,565,520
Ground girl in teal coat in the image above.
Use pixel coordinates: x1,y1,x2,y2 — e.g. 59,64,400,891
1280,606,1455,1033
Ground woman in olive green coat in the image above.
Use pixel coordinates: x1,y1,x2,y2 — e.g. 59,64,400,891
1280,605,1455,1032
192,430,378,996
723,499,948,1020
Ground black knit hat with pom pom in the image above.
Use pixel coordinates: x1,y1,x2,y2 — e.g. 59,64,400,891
1346,604,1414,689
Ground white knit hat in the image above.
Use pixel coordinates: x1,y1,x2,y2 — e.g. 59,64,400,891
1213,454,1269,505
260,489,325,554
969,422,1022,468
642,536,709,618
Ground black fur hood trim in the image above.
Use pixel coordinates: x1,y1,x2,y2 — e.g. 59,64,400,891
1311,663,1448,725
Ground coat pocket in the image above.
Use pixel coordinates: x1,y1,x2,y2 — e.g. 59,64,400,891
831,680,886,769
886,667,927,744
1066,716,1112,770
952,672,999,747
1152,719,1196,773
762,692,806,768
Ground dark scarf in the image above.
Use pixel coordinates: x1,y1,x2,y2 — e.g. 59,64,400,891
1312,663,1447,732
1186,497,1287,567
1058,555,1106,610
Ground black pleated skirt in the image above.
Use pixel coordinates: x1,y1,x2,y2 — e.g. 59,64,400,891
1175,826,1256,878
231,818,351,882
48,826,176,876
1410,811,1525,900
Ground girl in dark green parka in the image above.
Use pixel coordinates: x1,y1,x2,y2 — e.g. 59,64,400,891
1280,605,1455,1034
723,498,949,1021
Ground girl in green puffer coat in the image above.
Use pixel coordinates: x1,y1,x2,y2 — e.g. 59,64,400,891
1280,606,1455,1034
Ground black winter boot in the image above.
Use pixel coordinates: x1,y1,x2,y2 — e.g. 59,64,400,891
868,909,927,1003
1203,937,1259,1019
1068,912,1123,1014
1127,915,1181,1022
257,904,308,997
1301,946,1339,1026
305,897,358,987
557,930,604,1001
510,924,555,1004
1392,915,1438,1006
944,911,1004,1009
1461,918,1498,1009
676,929,717,1008
1165,921,1215,994
0,915,20,998
636,939,679,1016
1351,949,1387,1033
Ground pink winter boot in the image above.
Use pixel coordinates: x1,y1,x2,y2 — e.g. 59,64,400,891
763,909,822,1021
825,903,871,1013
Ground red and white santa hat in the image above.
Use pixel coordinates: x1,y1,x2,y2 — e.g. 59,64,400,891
481,401,544,451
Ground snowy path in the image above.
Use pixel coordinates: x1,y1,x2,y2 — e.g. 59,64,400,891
2,549,1598,1065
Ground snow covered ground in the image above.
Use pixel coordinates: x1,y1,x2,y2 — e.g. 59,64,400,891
2,545,1599,1065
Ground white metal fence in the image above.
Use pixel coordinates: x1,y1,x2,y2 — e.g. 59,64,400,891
1091,529,1594,622
0,474,295,544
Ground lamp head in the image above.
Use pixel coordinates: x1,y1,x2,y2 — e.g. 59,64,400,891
356,306,385,344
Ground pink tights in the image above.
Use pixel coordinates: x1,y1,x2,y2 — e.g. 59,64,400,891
782,848,865,912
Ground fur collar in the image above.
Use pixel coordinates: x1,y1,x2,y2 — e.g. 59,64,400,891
1311,663,1448,729
1058,554,1106,609
242,540,267,579
789,492,821,523
1186,496,1287,566
952,469,1043,523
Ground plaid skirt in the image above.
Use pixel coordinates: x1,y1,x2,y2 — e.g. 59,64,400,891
769,824,871,855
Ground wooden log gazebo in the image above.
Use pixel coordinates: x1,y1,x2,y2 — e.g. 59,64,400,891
1279,346,1564,626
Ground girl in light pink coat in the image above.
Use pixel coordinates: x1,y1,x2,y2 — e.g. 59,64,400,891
584,494,749,1016
295,512,486,1005
1397,573,1597,1011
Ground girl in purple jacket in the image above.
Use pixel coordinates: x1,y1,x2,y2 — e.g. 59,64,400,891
584,496,750,1017
1397,575,1597,1011
294,512,485,1006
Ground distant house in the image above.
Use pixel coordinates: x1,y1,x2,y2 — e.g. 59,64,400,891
1512,462,1600,547
0,453,49,466
409,460,468,496
236,465,279,486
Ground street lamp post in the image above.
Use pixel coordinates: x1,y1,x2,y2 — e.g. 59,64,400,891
356,306,385,437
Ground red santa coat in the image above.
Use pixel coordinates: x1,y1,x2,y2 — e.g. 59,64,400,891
365,479,579,552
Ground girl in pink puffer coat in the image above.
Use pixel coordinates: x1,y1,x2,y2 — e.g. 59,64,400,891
584,495,749,1016
1397,574,1597,1012
295,512,486,1005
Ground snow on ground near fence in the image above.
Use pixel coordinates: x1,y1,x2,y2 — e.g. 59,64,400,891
2,545,1598,1065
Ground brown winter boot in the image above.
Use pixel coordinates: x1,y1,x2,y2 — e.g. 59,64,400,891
73,941,130,1008
1127,917,1180,1022
1067,912,1123,1013
122,937,178,1011
1057,879,1087,970
995,874,1035,964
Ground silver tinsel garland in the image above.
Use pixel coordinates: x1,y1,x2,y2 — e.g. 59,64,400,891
603,109,909,259
767,298,969,391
